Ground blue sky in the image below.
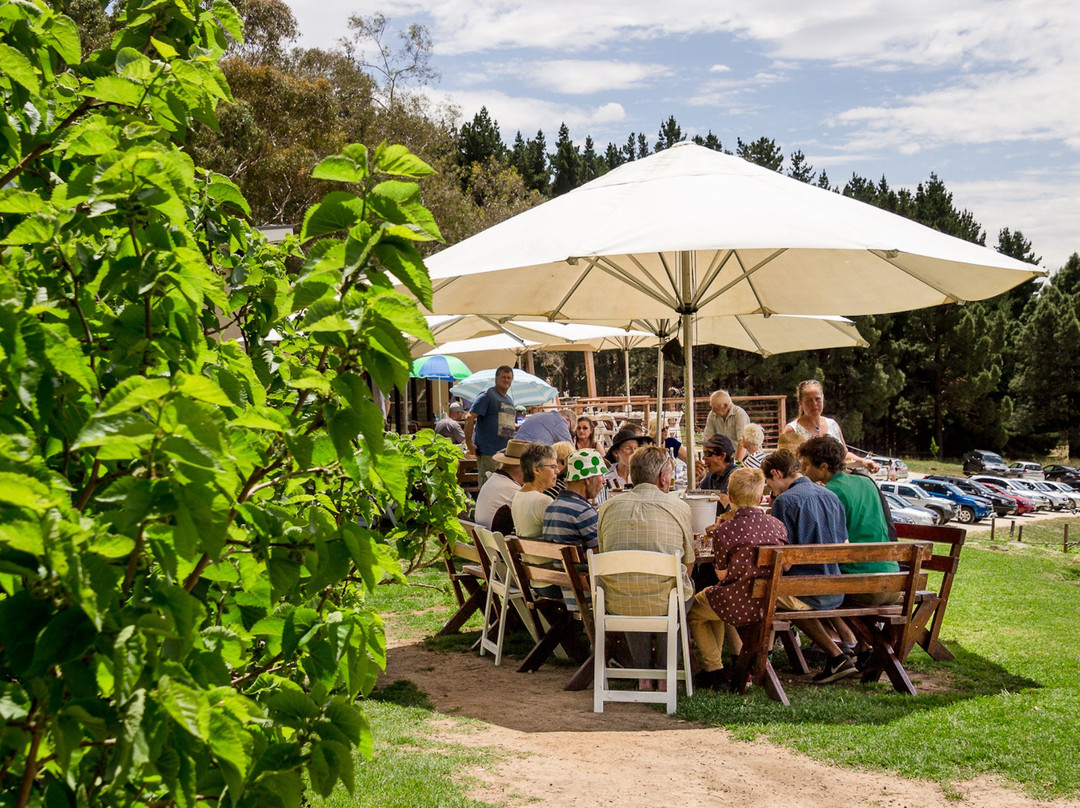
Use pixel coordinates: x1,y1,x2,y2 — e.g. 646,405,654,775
284,0,1079,271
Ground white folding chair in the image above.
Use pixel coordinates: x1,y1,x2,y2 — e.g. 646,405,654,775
474,526,540,665
587,549,694,714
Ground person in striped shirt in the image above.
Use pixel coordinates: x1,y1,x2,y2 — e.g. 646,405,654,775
541,449,608,552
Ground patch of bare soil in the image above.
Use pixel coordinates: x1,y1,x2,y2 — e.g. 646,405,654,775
381,639,1079,808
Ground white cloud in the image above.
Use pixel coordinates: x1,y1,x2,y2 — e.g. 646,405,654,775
949,167,1080,272
420,87,626,137
522,60,673,94
833,65,1079,155
709,64,731,73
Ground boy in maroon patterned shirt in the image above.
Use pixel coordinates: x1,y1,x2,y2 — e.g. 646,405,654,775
687,467,788,689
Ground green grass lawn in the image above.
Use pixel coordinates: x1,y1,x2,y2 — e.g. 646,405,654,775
324,535,1080,805
680,538,1080,800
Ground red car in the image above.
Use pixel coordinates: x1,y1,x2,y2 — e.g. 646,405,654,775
982,482,1035,515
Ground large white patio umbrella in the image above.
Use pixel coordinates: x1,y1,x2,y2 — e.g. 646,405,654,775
419,143,1044,485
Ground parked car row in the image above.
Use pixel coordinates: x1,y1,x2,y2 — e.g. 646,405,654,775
962,451,1080,486
876,472,1080,525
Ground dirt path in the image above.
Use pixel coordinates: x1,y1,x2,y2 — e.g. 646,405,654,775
381,640,1078,808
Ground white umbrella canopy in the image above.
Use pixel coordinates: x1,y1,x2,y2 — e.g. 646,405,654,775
413,314,654,355
423,143,1043,320
419,143,1044,484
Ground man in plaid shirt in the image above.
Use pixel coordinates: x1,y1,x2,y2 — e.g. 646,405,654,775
597,446,695,686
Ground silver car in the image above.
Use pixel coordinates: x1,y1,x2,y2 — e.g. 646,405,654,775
878,481,957,524
972,475,1054,510
1031,481,1077,511
1041,480,1080,510
1008,461,1045,480
882,492,937,526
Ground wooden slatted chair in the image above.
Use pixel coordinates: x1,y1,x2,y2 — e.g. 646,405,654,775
502,539,593,677
436,520,492,637
586,549,694,714
895,522,966,662
474,526,540,665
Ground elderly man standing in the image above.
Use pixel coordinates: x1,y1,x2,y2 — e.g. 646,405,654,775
515,407,577,446
597,445,695,688
465,366,516,485
702,390,749,445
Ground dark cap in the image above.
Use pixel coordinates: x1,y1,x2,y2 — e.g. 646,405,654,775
702,433,735,457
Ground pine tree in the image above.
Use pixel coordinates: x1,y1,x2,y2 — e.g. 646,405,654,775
655,115,685,151
787,149,815,183
604,142,624,170
456,106,505,168
581,135,602,182
511,129,550,195
691,131,723,151
636,132,650,159
736,136,783,171
549,122,582,196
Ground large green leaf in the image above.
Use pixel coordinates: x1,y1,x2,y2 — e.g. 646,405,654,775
156,676,211,741
0,472,56,513
373,143,434,178
311,144,368,185
41,14,82,65
0,189,45,214
211,0,245,43
299,191,366,242
97,376,172,417
0,43,39,92
26,608,97,677
371,239,433,308
206,172,250,216
89,74,144,107
176,372,233,407
367,181,442,241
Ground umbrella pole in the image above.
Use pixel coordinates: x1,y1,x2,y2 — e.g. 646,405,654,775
624,349,631,404
681,252,697,489
656,344,665,444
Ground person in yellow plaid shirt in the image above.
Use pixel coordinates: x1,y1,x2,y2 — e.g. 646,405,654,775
597,445,695,689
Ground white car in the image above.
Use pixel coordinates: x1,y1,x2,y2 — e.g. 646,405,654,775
1032,479,1075,512
882,492,936,526
1008,461,1045,480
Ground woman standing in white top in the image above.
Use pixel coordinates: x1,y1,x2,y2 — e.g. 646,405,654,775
510,443,559,537
783,379,879,473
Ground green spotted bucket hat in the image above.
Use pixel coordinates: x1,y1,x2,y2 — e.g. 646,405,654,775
565,449,608,482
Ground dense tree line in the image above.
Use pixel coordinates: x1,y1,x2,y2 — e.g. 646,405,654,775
144,1,1076,459
452,113,1077,459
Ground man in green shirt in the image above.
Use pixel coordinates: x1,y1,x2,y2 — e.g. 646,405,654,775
798,436,899,579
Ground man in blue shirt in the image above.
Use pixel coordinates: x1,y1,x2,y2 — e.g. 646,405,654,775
465,366,516,485
515,407,576,445
761,449,858,683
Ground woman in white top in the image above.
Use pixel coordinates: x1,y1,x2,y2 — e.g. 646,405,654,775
510,443,559,537
783,379,879,473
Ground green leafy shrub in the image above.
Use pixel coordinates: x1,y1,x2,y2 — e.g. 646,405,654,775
0,1,462,805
